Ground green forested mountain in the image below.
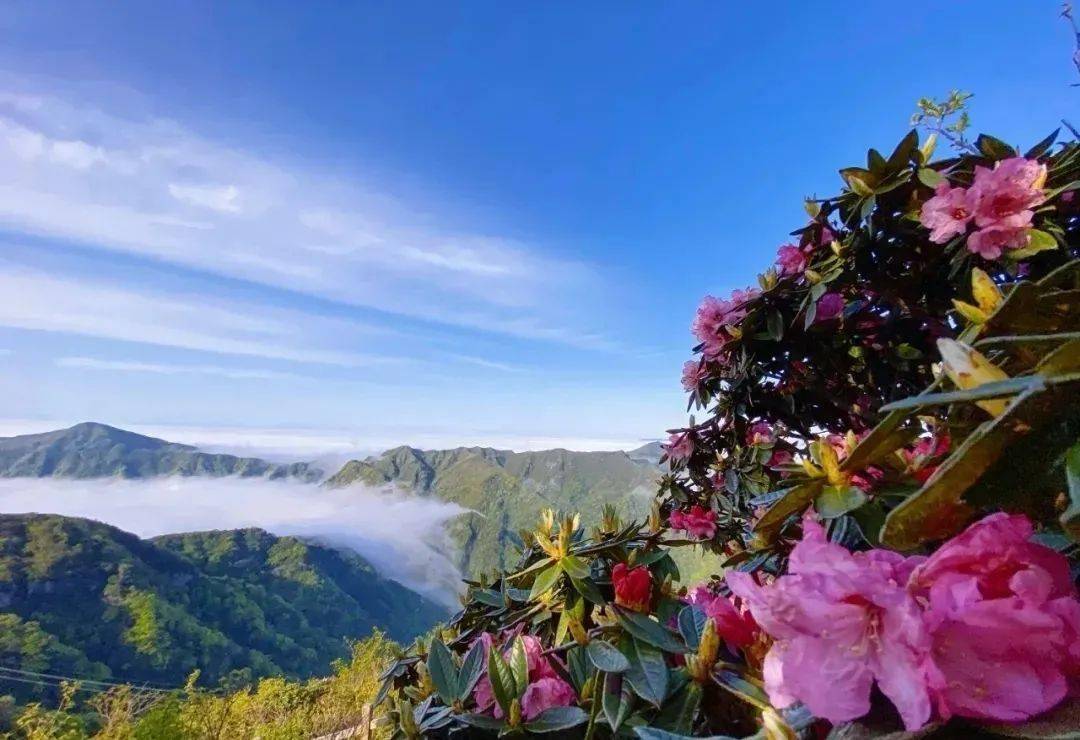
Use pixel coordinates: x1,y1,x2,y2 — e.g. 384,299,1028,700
0,423,320,480
0,514,444,703
324,445,661,576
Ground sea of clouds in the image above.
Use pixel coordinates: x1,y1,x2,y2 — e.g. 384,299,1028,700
0,476,469,609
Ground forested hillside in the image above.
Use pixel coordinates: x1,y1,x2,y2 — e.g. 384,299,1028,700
0,514,443,703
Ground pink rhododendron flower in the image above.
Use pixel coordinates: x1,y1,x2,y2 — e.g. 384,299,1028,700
909,513,1080,723
664,431,694,462
775,244,809,276
767,448,793,470
920,183,977,243
685,585,758,648
521,677,576,720
669,505,717,541
967,223,1029,260
971,157,1047,230
681,359,708,392
473,633,570,718
745,421,774,446
727,514,932,730
901,433,950,484
690,288,759,357
814,292,845,323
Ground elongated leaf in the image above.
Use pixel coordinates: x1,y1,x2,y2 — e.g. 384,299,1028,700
623,636,668,707
569,574,606,605
426,637,459,705
487,648,516,715
712,668,770,710
460,713,506,731
529,561,562,600
560,554,590,579
753,480,823,537
555,593,584,646
655,681,702,734
615,607,687,653
509,636,529,695
635,728,741,739
1062,442,1080,541
879,375,1041,413
1010,228,1059,260
471,589,505,608
523,706,589,733
586,639,630,673
458,638,486,700
566,646,591,693
815,484,868,519
677,606,707,651
603,672,634,732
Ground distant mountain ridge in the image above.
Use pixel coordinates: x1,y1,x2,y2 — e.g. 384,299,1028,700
325,444,660,576
0,513,444,701
0,422,320,480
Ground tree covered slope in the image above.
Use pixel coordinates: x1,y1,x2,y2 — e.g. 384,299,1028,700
0,514,444,702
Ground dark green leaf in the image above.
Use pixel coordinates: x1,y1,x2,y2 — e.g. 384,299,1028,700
461,713,506,731
753,480,824,538
426,637,459,705
586,639,630,673
677,606,707,651
615,607,687,653
487,648,516,714
559,554,590,580
976,133,1016,160
655,681,702,734
603,672,634,732
458,639,486,700
624,636,669,707
523,706,589,733
529,561,562,600
1061,441,1080,541
1024,128,1059,159
569,574,606,605
815,484,868,519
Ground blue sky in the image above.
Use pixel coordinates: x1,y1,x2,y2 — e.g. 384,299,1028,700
0,2,1075,455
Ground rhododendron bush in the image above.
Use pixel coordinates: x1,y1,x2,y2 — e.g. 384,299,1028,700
381,122,1080,739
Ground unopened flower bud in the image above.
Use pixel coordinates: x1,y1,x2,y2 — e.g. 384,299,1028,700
508,698,522,728
567,616,589,646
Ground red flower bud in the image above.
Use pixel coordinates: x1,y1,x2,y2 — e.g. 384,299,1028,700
612,563,651,612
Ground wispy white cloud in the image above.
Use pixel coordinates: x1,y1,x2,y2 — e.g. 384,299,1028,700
0,266,403,367
0,81,612,348
57,356,302,381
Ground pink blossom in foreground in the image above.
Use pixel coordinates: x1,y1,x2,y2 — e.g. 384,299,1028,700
814,292,845,323
727,514,932,730
971,157,1046,230
920,183,977,243
685,585,758,648
967,223,1029,260
664,431,694,462
745,421,774,446
776,244,809,276
669,505,717,541
909,513,1080,723
473,634,571,718
681,359,708,392
690,288,759,358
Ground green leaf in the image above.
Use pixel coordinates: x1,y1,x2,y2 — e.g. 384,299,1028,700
879,376,1041,413
1009,229,1059,260
555,593,584,646
566,646,591,693
487,648,516,714
1024,128,1059,159
458,638,486,700
886,130,919,171
766,310,784,341
472,589,505,608
586,639,630,673
752,480,824,539
712,668,770,711
461,713,506,731
815,484,869,519
655,681,702,734
623,636,668,707
529,561,562,600
677,606,707,651
634,728,742,740
559,554,590,580
976,133,1016,160
917,167,945,188
1061,441,1080,541
523,706,589,733
603,672,634,732
508,636,529,696
614,607,687,653
426,637,459,705
569,574,606,605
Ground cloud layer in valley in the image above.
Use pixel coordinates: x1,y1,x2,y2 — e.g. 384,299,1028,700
0,476,469,608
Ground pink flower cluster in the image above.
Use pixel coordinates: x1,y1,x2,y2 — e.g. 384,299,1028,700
685,584,759,649
473,634,576,721
681,359,709,392
669,504,717,540
691,287,759,359
663,431,694,462
775,225,834,277
920,157,1047,259
728,512,1080,730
